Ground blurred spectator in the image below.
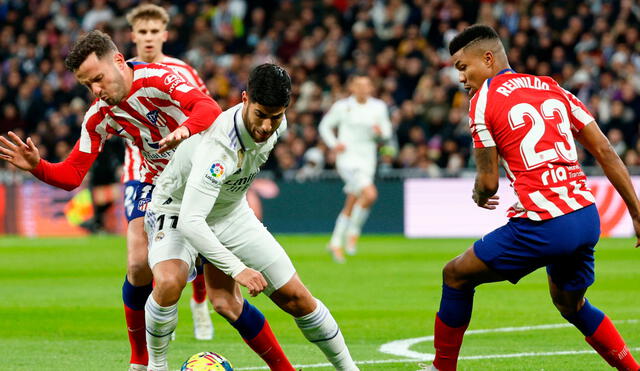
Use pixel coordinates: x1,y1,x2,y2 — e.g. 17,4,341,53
2,0,640,177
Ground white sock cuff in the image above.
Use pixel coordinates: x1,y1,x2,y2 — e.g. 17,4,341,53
295,298,329,329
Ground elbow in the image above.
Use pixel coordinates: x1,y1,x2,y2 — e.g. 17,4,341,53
176,217,191,235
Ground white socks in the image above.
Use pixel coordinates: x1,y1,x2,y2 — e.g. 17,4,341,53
295,299,359,371
330,213,350,248
145,296,178,370
347,204,370,238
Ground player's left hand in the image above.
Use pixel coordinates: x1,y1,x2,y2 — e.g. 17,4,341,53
473,194,500,210
373,125,382,137
158,126,190,153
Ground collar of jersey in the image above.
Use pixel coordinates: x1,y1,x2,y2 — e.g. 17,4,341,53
497,68,516,76
233,105,260,151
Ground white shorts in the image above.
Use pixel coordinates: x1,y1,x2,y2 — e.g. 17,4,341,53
145,205,296,296
336,162,374,195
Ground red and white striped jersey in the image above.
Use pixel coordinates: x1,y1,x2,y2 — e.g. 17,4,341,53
469,69,596,221
123,56,210,182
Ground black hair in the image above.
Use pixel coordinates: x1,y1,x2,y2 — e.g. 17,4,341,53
65,30,118,71
247,63,292,107
449,25,500,56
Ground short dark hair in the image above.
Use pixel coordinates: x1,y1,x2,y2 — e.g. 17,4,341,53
65,30,118,71
247,63,292,108
449,25,500,56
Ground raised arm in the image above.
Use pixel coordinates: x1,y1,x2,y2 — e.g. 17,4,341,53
0,132,97,192
574,122,640,246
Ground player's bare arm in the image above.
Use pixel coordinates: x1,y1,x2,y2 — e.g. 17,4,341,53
574,122,640,247
472,146,500,209
0,131,40,171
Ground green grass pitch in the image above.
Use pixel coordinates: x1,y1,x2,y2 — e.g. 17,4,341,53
0,235,638,370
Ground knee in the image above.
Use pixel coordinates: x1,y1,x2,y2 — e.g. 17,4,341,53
552,296,582,317
442,260,467,289
280,292,316,317
154,276,186,305
127,260,151,284
362,187,377,205
210,295,244,320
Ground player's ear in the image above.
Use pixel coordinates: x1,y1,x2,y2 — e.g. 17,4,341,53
483,50,494,68
162,29,168,42
113,52,126,69
241,90,248,104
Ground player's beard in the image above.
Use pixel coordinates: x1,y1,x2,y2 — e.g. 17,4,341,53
103,71,127,106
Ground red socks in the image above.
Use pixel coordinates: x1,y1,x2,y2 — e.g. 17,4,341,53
124,305,148,366
433,314,468,371
585,315,640,371
244,320,295,371
191,273,207,303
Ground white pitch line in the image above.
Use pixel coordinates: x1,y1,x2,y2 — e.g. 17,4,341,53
226,320,640,370
234,347,640,370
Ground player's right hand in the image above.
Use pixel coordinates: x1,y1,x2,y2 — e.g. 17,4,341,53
631,216,640,248
234,268,268,297
334,143,346,154
0,131,41,171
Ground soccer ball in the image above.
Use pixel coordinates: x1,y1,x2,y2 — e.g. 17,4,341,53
180,352,234,371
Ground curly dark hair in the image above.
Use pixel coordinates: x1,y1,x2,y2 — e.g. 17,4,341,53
65,30,118,72
247,63,292,108
449,24,500,56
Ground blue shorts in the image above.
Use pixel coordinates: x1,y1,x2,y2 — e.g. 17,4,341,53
123,180,155,222
473,204,600,291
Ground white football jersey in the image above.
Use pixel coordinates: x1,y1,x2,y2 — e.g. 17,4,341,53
319,96,392,169
151,102,285,219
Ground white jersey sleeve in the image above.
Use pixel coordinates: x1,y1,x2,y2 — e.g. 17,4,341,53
377,99,393,141
176,132,247,277
318,100,343,149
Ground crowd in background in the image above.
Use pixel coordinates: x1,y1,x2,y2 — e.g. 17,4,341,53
2,0,640,181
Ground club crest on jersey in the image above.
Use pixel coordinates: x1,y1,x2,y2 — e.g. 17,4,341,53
137,199,149,212
154,231,165,241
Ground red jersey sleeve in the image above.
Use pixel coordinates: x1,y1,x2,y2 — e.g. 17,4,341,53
468,80,496,148
145,67,222,135
29,101,107,191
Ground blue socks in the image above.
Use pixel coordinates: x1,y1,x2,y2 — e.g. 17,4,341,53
122,276,153,310
230,299,265,340
438,284,475,328
562,298,605,336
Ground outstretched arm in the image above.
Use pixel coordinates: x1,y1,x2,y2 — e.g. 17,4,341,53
0,132,95,191
574,122,640,247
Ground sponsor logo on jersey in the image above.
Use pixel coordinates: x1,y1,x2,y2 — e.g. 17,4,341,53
210,163,225,178
204,162,225,184
164,73,185,94
145,138,160,150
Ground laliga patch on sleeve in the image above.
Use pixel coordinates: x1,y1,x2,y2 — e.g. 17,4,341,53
204,162,225,184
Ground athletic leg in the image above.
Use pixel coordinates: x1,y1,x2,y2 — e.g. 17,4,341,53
205,264,294,370
328,194,357,263
433,246,506,371
124,217,153,369
549,278,640,370
190,257,213,340
345,184,377,255
271,274,359,371
145,259,189,371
